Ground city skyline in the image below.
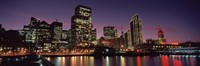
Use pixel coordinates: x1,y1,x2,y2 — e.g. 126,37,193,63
1,0,200,43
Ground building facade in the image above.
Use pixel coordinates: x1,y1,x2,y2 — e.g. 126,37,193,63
71,5,96,47
23,17,65,49
126,30,132,49
103,26,118,39
23,17,40,44
146,39,157,44
23,17,51,47
157,26,167,44
50,21,63,41
130,14,143,47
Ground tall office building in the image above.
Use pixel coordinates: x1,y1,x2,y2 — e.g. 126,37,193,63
126,30,132,49
130,14,143,47
50,21,62,41
91,29,97,45
23,17,40,43
23,17,51,48
61,30,68,40
157,26,167,44
119,29,132,49
103,26,118,39
71,5,96,47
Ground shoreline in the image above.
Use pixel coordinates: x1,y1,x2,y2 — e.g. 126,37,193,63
42,52,200,57
1,53,200,57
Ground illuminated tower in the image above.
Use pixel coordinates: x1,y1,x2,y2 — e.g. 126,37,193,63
71,5,96,47
130,14,143,47
157,25,167,44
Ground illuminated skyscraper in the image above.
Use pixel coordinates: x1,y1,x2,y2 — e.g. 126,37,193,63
91,29,97,45
23,17,40,43
157,25,167,44
130,14,143,47
126,30,132,49
103,26,118,39
71,5,96,47
23,17,51,48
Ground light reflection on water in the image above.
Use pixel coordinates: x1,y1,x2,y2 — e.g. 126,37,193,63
45,55,200,66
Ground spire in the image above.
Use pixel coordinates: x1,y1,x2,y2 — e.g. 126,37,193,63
158,25,163,33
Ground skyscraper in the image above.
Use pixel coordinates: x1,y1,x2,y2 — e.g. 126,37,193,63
23,17,40,43
23,17,51,48
157,25,167,44
130,14,143,47
50,21,62,41
71,5,96,47
126,30,132,49
103,26,118,39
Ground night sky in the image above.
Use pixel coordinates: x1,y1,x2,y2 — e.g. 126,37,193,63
0,0,200,43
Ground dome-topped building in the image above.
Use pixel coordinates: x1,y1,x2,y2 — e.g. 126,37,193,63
157,25,167,44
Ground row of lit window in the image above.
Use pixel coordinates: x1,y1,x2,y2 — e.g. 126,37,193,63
153,46,180,48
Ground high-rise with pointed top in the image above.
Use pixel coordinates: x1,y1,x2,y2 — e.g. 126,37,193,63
130,14,143,48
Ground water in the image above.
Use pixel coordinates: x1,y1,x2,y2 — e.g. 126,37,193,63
45,55,200,66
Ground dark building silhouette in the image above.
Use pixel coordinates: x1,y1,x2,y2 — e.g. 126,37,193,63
146,39,157,44
71,5,96,47
4,30,22,42
0,29,32,53
0,24,5,42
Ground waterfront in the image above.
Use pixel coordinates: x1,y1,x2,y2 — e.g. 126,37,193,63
45,55,200,66
1,0,200,66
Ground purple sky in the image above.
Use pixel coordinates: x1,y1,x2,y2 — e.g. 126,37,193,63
0,0,200,43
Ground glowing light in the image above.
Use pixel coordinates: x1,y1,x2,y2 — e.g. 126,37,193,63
102,40,112,44
121,45,124,48
137,56,141,66
106,56,110,66
172,42,179,45
162,56,169,66
16,58,19,61
106,49,109,52
120,56,126,66
173,59,182,66
136,49,140,52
